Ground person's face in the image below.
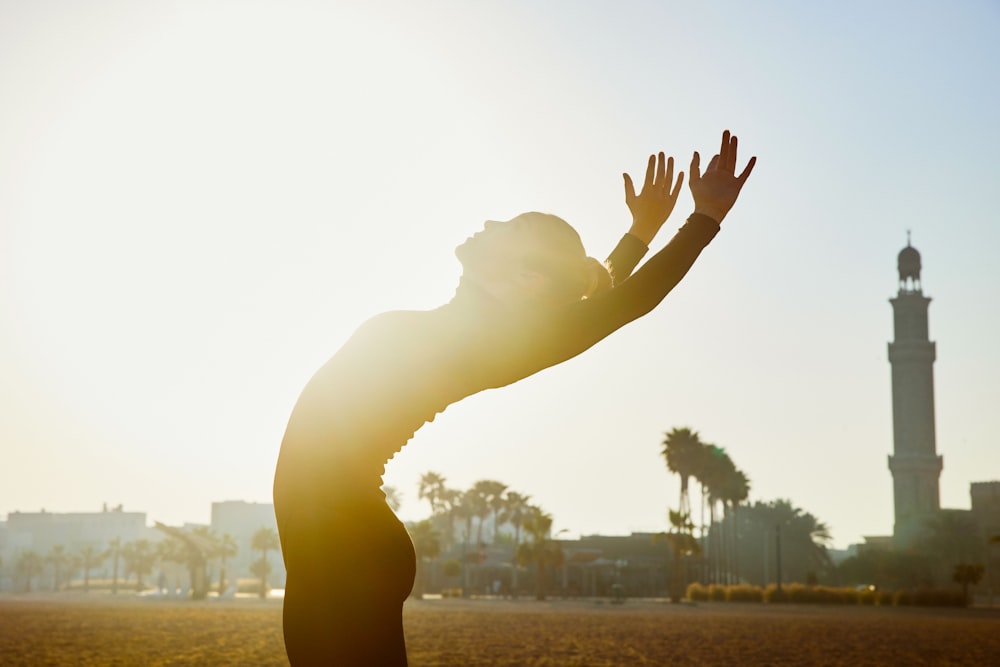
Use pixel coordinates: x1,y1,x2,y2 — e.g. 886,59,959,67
456,213,583,282
456,218,537,274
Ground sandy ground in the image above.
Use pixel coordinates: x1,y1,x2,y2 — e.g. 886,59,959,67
2,593,999,666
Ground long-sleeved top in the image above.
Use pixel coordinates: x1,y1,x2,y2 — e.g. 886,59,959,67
274,214,719,504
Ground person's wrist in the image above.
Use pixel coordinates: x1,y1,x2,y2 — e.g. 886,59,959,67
627,218,658,246
692,205,726,225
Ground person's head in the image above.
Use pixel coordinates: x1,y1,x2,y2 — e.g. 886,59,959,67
455,212,612,307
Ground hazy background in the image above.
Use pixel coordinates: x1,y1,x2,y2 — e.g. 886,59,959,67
2,0,998,549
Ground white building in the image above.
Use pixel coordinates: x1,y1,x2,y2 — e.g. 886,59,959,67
2,505,146,558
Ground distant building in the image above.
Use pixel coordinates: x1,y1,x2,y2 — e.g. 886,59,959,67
971,481,1000,539
210,500,284,587
2,505,146,557
868,240,998,589
0,501,288,591
887,236,943,546
858,535,893,554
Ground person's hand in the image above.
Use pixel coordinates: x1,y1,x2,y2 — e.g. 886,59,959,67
623,151,685,245
689,130,756,224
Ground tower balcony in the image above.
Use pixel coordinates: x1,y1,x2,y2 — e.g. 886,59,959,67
887,341,935,364
888,453,943,475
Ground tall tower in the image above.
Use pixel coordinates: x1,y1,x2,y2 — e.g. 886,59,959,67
887,235,942,545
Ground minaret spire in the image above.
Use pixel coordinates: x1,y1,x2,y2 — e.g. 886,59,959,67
887,239,941,546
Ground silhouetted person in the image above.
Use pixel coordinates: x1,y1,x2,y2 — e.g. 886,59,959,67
274,131,755,665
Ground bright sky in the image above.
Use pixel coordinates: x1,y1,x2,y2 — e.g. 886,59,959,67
2,1,998,549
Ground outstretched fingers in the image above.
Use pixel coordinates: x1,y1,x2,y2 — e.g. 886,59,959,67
643,154,656,190
662,156,675,192
670,170,685,199
737,155,757,185
623,172,637,202
689,151,701,184
727,135,739,173
718,130,731,171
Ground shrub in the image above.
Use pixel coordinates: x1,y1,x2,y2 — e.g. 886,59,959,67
857,588,877,605
785,583,811,603
894,589,913,606
818,586,854,605
708,584,727,602
778,585,856,605
762,584,788,603
685,583,709,602
725,584,763,603
875,590,894,606
440,587,463,598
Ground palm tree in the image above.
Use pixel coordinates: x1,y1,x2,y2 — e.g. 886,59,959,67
192,526,221,596
460,488,485,547
953,564,984,605
726,499,832,585
108,537,122,595
654,509,700,602
500,492,532,548
15,551,44,592
455,488,484,597
78,544,106,593
46,545,72,592
472,480,508,543
499,491,531,596
417,472,447,516
155,537,185,593
517,506,563,600
216,533,238,595
121,539,156,591
469,481,491,545
251,526,280,599
438,487,463,548
700,446,735,583
154,523,219,600
249,557,272,598
717,468,750,583
661,428,705,519
407,520,442,598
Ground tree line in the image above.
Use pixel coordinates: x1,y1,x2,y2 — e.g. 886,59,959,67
659,426,832,599
5,525,281,600
400,474,562,599
402,427,838,602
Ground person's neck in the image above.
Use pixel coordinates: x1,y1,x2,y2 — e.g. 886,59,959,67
450,277,508,309
450,276,553,315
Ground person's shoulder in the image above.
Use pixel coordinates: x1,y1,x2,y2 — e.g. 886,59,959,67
355,309,428,337
339,309,438,352
305,310,430,387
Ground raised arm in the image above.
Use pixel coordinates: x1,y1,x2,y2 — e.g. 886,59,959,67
606,151,685,284
624,151,685,245
485,131,756,386
477,213,718,390
590,130,755,328
689,129,756,225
